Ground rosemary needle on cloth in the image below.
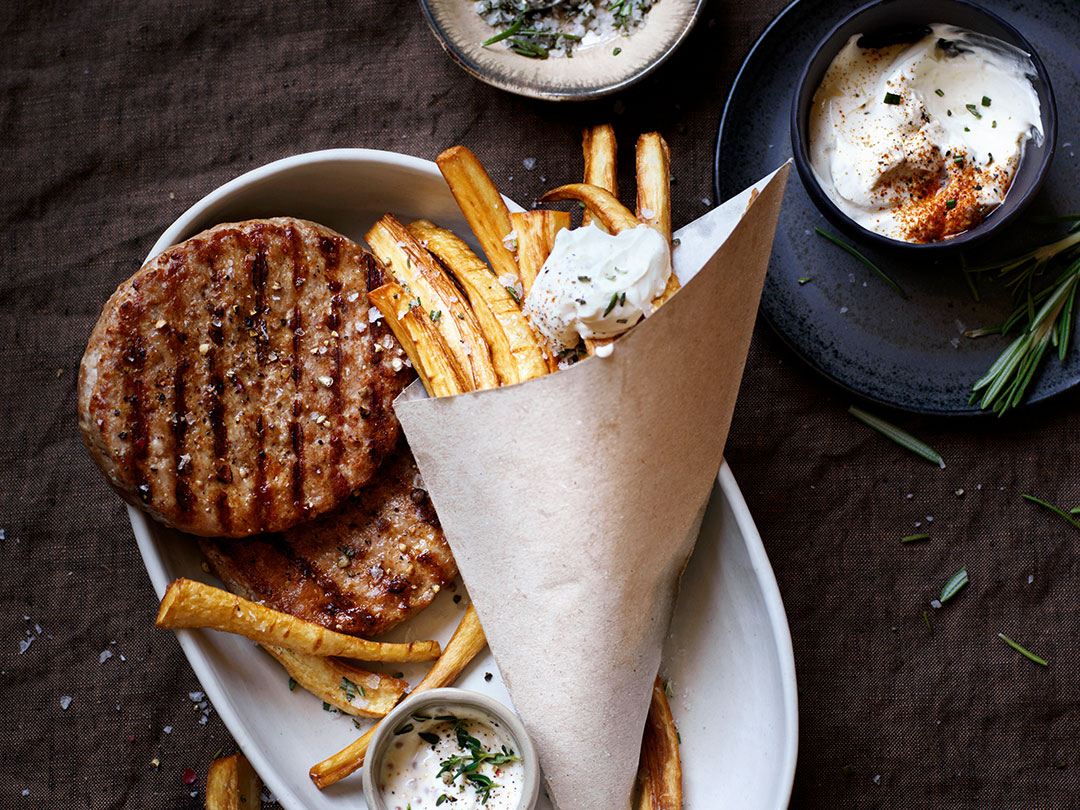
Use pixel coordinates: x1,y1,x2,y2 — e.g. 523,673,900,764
848,406,945,468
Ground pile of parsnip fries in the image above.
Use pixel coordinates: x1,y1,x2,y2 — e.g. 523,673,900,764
362,125,683,809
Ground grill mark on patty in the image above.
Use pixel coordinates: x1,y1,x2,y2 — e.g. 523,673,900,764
361,254,389,454
172,358,193,512
119,298,151,504
320,237,350,500
202,236,233,534
248,228,271,531
286,223,309,520
251,246,270,365
262,531,355,617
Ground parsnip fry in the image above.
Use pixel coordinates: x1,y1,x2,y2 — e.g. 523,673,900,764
368,282,470,397
437,145,522,287
262,644,407,717
636,133,672,244
582,124,618,231
309,605,488,790
539,183,640,234
366,215,498,390
156,578,440,663
206,753,261,810
635,676,683,810
510,210,571,296
405,220,550,385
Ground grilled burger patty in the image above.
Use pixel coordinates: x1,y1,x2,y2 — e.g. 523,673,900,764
199,445,457,637
79,218,413,537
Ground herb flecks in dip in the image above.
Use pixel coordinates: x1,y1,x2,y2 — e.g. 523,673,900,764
378,706,524,809
476,0,658,58
809,24,1042,243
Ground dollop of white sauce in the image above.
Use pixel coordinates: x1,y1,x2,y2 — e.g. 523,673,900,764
378,706,525,810
809,24,1042,242
523,224,671,351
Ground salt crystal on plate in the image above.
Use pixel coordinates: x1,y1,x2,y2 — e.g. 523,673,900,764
522,157,536,170
60,696,72,710
99,649,112,664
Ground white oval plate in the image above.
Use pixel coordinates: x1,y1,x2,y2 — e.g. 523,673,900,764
131,149,797,809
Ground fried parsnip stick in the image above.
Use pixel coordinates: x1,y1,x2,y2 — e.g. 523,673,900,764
539,183,640,234
156,578,440,663
366,215,498,390
635,133,680,309
636,133,672,244
437,145,522,288
368,282,470,397
206,753,261,810
635,676,683,810
262,645,407,717
406,220,549,385
510,210,571,296
582,124,618,231
309,605,488,789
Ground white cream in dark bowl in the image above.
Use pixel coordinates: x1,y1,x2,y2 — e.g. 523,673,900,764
808,24,1042,243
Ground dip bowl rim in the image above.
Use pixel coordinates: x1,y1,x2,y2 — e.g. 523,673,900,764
362,686,541,810
789,0,1058,253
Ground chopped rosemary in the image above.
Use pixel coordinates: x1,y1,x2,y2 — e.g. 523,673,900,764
883,91,902,105
288,677,297,692
935,88,945,97
945,199,957,210
603,292,619,316
923,611,932,633
418,731,441,746
967,227,1080,414
1021,493,1080,531
939,569,969,603
982,95,992,107
848,406,945,467
797,277,811,285
998,633,1047,666
505,285,521,303
965,103,982,118
613,47,622,56
814,228,907,299
901,533,931,544
481,17,523,46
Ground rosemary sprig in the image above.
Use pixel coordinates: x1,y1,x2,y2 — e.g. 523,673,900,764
998,633,1048,666
848,406,945,467
967,226,1080,414
814,227,907,299
1021,493,1080,531
901,533,931,544
481,16,523,46
939,569,969,603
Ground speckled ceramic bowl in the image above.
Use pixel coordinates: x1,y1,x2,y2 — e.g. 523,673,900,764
419,0,704,100
791,0,1057,252
363,687,541,810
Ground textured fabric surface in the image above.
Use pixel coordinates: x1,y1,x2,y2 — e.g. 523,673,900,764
2,0,1078,807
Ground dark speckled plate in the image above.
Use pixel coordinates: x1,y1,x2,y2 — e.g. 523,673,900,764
715,0,1080,415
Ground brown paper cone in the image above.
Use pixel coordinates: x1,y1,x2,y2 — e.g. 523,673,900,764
395,164,789,809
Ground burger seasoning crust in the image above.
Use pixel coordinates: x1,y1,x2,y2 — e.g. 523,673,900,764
78,218,414,537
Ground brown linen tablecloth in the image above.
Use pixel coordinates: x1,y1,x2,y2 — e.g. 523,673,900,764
3,0,1079,807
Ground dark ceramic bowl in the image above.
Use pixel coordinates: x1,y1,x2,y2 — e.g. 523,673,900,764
790,0,1057,253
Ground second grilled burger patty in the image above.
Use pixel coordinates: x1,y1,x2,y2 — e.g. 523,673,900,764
200,445,457,638
79,217,413,537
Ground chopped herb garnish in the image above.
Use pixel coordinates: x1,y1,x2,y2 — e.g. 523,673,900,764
481,16,523,46
814,228,906,298
430,310,442,322
340,676,364,700
436,796,454,806
883,91,902,105
419,731,441,746
923,611,933,633
619,291,626,306
798,276,811,285
288,677,297,692
395,723,415,735
935,88,945,97
945,199,957,210
671,237,680,246
954,157,964,166
964,126,970,132
848,406,945,467
505,285,521,303
992,120,997,128
940,569,969,603
982,95,991,107
577,275,591,282
603,292,619,316
965,103,982,118
998,633,1047,666
1021,493,1080,531
613,47,622,56
901,533,931,544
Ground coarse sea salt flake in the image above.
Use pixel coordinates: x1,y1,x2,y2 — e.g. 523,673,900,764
368,307,383,324
99,649,112,663
60,696,72,710
19,637,33,654
523,157,537,170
